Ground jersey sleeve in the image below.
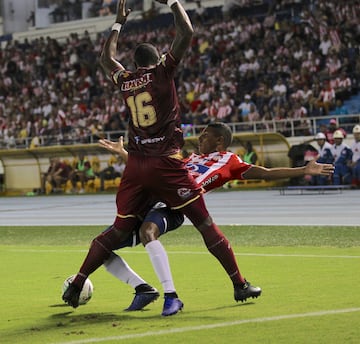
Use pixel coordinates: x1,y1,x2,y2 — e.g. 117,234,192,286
158,53,178,78
229,155,252,180
111,68,127,85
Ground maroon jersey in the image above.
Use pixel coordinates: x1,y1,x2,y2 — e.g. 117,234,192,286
57,162,71,179
113,155,202,228
111,53,184,156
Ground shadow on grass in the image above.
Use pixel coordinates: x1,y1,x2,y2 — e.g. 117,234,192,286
2,301,258,343
185,301,257,316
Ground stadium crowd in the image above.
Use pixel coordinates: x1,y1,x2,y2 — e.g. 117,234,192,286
38,121,360,194
0,0,360,149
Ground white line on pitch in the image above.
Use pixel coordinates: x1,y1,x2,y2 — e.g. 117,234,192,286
6,249,360,259
53,307,360,344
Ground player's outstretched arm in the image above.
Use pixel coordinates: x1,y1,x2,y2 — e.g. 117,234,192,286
99,0,131,76
99,136,128,162
243,160,334,180
155,0,193,61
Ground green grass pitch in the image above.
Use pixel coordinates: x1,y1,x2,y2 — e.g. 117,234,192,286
0,225,359,344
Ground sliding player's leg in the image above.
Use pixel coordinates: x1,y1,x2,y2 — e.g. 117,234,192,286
182,195,262,302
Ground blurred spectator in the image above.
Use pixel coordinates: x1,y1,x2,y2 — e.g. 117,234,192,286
350,125,360,188
324,118,347,144
290,101,308,120
316,80,336,116
242,141,258,165
331,130,352,185
49,0,81,22
319,33,332,56
216,98,233,122
330,99,349,116
30,136,41,149
238,94,255,120
142,1,160,20
269,78,287,109
289,101,311,136
27,11,35,27
193,0,207,25
68,153,95,193
253,81,273,114
99,155,125,191
311,132,334,185
40,157,72,194
247,104,260,123
98,0,117,16
335,72,352,100
324,52,342,76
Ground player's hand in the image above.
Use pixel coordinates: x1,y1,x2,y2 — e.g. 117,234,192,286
305,160,334,176
99,136,128,161
99,136,123,153
115,0,131,25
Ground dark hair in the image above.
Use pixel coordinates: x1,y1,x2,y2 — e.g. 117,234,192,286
207,122,233,148
134,43,160,67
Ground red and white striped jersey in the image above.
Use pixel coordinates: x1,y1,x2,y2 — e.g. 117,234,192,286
184,151,252,192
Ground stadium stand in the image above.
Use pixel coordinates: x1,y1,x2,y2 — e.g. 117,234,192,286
0,0,359,150
0,0,360,194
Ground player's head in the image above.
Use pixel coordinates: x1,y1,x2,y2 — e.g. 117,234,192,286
198,122,233,154
134,43,160,68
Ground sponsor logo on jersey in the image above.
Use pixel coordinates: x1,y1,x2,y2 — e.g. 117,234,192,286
121,73,152,91
134,135,165,144
201,174,219,188
185,162,209,175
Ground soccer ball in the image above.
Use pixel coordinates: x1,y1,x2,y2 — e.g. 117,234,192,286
62,275,93,305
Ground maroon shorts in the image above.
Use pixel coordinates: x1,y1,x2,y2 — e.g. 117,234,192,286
113,154,202,228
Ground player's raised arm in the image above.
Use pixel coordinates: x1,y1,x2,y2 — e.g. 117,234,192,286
99,0,131,77
155,0,194,62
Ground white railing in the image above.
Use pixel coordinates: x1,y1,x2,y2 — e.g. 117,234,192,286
1,113,359,150
182,113,360,138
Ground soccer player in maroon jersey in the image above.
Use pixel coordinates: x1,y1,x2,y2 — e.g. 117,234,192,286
63,0,256,316
99,122,334,313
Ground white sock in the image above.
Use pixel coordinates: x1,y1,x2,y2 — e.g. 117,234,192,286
103,252,147,288
145,240,176,293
